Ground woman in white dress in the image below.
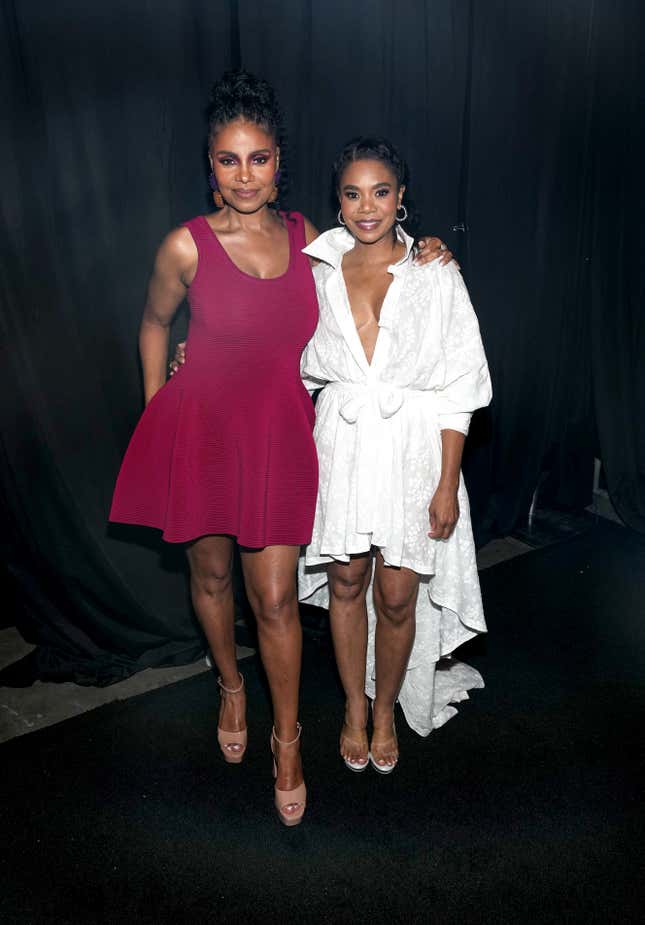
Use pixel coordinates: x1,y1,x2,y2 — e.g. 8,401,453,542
298,137,492,773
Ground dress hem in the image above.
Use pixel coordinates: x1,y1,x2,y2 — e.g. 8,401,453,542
109,516,312,548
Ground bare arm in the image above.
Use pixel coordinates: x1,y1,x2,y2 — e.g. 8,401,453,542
303,216,321,267
139,227,196,405
428,429,465,539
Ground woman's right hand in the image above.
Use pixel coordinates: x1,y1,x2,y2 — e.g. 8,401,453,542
428,484,460,540
169,341,186,376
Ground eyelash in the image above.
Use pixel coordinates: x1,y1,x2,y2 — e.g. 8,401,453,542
217,156,270,167
344,189,390,200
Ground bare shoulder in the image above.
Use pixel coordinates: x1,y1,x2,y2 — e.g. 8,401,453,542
154,225,198,279
158,225,197,262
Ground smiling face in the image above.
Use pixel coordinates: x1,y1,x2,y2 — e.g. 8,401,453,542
209,117,279,213
338,158,405,245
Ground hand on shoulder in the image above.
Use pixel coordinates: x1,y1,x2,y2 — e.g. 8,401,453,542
414,248,462,283
414,237,458,269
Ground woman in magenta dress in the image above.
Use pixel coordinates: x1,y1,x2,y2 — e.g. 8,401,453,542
111,71,319,826
111,71,451,826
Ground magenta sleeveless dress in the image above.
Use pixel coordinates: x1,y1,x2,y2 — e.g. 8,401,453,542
110,212,319,547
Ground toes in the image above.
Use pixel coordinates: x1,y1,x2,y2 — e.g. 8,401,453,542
371,742,398,767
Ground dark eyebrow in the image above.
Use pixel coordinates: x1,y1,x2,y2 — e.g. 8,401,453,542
214,148,272,157
342,181,393,190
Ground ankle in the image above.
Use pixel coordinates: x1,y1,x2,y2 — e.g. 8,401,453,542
345,692,368,723
345,691,367,709
273,722,301,746
218,671,244,694
372,699,395,726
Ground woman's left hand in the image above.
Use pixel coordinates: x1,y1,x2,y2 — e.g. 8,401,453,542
428,485,460,539
169,340,186,376
414,236,457,267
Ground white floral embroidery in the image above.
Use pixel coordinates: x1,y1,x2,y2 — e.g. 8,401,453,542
298,227,492,736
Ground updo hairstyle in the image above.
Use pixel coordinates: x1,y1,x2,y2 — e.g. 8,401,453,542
207,70,288,208
332,136,409,192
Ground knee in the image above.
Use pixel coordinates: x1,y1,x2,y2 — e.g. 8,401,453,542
329,572,367,605
373,585,416,627
251,585,298,626
191,563,232,600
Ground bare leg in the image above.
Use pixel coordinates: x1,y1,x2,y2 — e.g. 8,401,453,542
240,545,302,794
371,551,420,768
186,536,246,742
327,554,373,766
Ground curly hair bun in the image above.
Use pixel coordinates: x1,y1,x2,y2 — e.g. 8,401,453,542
207,69,282,143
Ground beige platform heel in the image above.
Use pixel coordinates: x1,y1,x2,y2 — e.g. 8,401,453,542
216,673,247,764
270,724,307,827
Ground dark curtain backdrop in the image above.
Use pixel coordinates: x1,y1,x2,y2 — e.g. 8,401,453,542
1,0,643,683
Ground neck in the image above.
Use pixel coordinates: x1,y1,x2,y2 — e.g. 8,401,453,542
220,203,278,233
349,226,404,265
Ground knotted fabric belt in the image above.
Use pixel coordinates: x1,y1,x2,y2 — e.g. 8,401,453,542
335,382,406,424
325,382,435,538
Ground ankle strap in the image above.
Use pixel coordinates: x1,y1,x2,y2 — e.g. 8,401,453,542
272,722,302,746
217,672,244,695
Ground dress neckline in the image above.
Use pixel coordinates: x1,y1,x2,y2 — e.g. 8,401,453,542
201,213,293,282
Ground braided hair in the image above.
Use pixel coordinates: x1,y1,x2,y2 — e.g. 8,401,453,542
332,136,408,192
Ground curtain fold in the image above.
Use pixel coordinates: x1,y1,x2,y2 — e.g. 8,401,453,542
1,0,641,684
0,0,235,682
588,0,645,532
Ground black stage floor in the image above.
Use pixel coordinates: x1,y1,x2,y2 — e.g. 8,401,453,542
1,521,644,924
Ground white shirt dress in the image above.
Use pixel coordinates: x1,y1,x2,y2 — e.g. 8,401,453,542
298,226,493,736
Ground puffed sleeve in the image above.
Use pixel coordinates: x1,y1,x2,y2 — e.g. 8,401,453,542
435,264,492,435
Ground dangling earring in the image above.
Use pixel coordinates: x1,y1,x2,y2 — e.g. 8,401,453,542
209,172,224,209
337,209,346,226
269,168,281,204
396,204,408,223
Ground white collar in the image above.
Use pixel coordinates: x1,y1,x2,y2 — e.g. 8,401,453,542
302,224,415,274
